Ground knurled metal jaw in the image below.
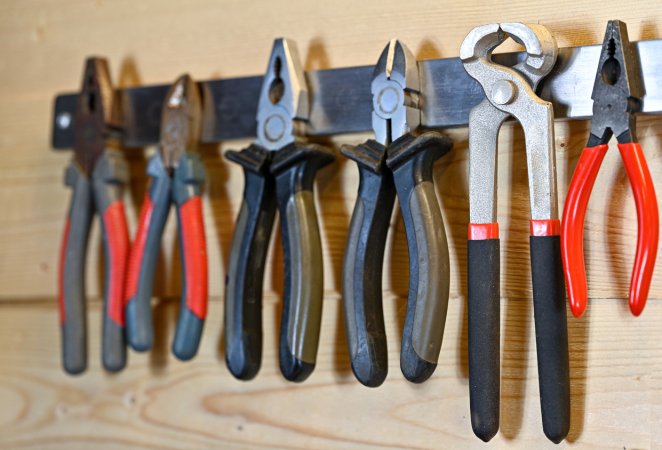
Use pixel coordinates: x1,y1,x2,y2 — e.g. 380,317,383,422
371,39,421,145
160,74,203,170
73,57,120,175
589,20,644,145
256,38,309,150
461,23,559,223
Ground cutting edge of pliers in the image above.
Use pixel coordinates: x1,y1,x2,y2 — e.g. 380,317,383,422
561,19,659,317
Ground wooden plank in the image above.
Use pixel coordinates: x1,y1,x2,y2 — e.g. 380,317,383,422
0,296,660,449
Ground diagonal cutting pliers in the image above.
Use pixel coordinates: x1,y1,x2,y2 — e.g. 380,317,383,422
58,57,130,375
341,39,453,387
461,23,570,443
562,20,659,318
125,74,208,360
224,39,335,382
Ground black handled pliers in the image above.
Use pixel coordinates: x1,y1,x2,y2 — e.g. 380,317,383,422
58,57,130,375
224,39,335,382
125,74,208,361
341,39,453,387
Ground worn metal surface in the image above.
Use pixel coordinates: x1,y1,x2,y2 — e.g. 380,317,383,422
51,39,662,150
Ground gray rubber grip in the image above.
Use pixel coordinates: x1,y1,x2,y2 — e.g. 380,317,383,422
271,143,335,382
224,145,276,380
530,235,570,443
386,132,452,383
341,140,395,387
468,238,500,442
60,162,93,375
92,150,129,373
125,153,172,352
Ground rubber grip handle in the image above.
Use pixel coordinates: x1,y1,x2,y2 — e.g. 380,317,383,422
92,150,130,373
530,235,570,443
467,237,500,442
341,140,396,387
618,142,659,316
171,153,207,361
271,143,335,382
59,162,93,375
561,144,608,317
386,132,452,383
224,144,277,380
125,154,172,352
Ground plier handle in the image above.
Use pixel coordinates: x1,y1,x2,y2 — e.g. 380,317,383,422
58,58,130,374
562,20,659,317
125,74,208,360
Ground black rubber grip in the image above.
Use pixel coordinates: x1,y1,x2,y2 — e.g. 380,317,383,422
224,145,277,380
271,142,335,382
386,132,452,383
341,140,395,387
468,238,501,442
530,235,570,443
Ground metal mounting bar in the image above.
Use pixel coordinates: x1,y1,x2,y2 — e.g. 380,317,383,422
51,39,662,150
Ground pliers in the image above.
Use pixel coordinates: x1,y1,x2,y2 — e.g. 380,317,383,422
58,57,130,375
224,39,335,382
562,20,659,317
341,39,453,387
461,23,570,443
125,74,208,360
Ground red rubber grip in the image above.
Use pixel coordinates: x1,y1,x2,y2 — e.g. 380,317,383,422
180,196,208,319
102,201,130,326
530,219,561,237
618,142,659,316
125,193,153,302
58,218,71,325
561,144,608,318
468,223,499,240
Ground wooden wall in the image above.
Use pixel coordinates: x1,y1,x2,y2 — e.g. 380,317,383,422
1,1,661,448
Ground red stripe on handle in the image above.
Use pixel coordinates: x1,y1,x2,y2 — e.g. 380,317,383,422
618,142,659,316
561,144,608,318
103,201,130,326
530,219,561,237
180,196,208,319
125,193,153,302
468,223,499,240
58,218,71,325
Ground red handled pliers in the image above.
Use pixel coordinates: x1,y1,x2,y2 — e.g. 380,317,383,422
562,20,659,317
125,74,208,360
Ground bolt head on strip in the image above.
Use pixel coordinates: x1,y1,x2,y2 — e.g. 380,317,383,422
160,74,203,170
256,38,309,150
371,39,421,145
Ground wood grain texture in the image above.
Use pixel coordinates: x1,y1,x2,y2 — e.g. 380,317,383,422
0,0,661,448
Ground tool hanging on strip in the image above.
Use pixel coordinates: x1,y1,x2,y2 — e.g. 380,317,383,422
224,38,335,382
562,20,659,318
125,74,208,360
341,40,453,387
58,57,130,375
461,23,570,443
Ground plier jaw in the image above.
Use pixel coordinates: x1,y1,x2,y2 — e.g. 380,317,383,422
587,20,644,147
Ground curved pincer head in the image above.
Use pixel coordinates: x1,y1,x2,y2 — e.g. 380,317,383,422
256,38,309,150
160,74,202,171
371,39,421,145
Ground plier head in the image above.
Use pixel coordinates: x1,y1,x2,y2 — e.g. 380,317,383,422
588,20,644,146
73,57,120,176
160,74,202,171
256,38,309,150
371,39,421,145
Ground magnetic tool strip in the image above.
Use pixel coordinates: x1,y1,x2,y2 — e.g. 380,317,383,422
51,39,662,149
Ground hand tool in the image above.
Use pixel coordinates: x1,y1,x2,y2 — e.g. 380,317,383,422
58,57,129,374
341,39,453,387
461,23,570,443
562,20,659,318
125,74,208,360
224,38,335,382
